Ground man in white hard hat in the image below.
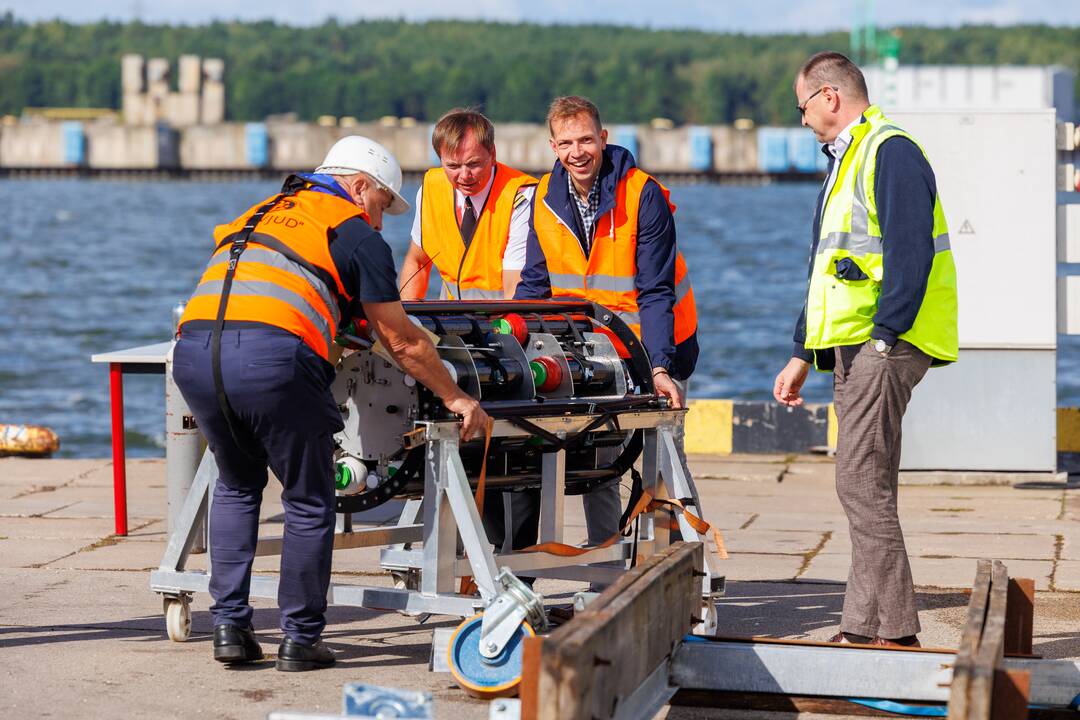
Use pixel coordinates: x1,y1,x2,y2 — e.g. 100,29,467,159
173,135,489,672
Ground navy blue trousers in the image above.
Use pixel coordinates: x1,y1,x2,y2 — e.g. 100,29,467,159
173,326,343,645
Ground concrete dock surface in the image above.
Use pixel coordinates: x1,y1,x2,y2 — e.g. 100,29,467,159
2,453,1078,719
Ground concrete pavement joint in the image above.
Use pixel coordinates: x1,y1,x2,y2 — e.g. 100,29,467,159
27,550,80,568
11,484,62,499
794,530,833,579
25,520,159,568
8,461,101,498
1051,533,1064,591
738,513,759,530
7,502,81,519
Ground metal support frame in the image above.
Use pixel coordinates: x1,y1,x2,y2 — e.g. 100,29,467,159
150,409,716,643
669,638,1080,709
520,558,1080,720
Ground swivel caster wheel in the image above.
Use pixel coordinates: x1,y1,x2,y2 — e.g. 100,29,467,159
164,595,192,642
447,613,535,699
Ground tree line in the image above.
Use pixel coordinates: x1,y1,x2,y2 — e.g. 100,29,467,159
1,13,1077,125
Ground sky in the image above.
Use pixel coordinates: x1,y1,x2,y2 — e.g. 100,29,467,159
6,0,1080,33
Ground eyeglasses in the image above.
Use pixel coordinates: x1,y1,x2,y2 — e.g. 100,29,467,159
796,86,837,116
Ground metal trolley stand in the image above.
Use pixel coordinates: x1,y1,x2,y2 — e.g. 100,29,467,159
149,409,722,692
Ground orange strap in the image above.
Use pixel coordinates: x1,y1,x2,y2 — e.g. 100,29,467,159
650,495,729,560
459,417,495,596
456,421,727,595
523,490,656,557
520,490,728,560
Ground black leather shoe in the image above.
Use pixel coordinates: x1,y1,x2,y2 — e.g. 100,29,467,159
213,624,264,664
276,637,336,672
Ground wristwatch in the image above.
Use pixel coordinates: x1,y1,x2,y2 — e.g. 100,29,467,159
873,339,892,355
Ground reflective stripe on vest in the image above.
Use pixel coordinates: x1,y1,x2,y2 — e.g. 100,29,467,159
202,241,341,329
532,167,698,344
420,163,537,299
179,185,358,360
817,231,952,255
804,106,958,366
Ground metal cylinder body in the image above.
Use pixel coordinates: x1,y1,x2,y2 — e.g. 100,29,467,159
165,345,206,553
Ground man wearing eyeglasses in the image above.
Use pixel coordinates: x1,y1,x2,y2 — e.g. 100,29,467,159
773,52,958,649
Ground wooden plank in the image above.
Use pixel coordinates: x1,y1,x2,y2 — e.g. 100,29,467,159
1004,578,1035,656
990,669,1030,720
970,561,1010,720
530,542,703,720
536,550,677,720
519,636,542,720
948,559,993,720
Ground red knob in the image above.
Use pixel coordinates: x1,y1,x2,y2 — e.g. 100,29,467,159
530,355,563,393
493,313,529,345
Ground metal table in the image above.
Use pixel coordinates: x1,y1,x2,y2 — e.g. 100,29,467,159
90,341,171,535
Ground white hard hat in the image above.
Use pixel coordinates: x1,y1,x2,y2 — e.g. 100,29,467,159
316,135,410,215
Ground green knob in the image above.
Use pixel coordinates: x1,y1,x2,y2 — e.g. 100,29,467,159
335,463,352,490
529,359,547,387
492,318,513,335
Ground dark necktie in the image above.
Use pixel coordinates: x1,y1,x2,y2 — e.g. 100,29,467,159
460,196,477,247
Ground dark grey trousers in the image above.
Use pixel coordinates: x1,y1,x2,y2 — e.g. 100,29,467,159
834,340,931,639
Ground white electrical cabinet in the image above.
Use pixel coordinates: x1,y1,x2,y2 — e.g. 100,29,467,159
865,66,1075,121
886,109,1059,471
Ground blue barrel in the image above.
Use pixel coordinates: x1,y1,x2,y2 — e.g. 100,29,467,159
613,125,639,161
245,123,269,168
787,130,822,174
61,122,85,165
688,126,713,172
756,128,790,172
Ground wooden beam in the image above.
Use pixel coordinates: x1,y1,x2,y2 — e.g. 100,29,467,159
969,561,1010,720
523,542,703,720
948,560,992,719
1004,578,1035,657
990,669,1030,720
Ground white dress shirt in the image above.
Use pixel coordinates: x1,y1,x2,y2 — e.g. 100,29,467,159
819,116,862,216
409,169,536,271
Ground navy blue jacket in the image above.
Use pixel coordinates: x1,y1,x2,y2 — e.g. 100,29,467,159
793,133,938,367
515,145,699,381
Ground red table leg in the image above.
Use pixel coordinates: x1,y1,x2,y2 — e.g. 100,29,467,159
109,363,128,536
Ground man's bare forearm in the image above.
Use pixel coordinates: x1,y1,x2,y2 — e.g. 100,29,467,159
383,325,463,402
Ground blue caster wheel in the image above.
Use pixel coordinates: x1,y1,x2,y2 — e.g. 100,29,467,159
447,613,535,698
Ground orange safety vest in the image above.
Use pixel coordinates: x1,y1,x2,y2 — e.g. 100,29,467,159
420,163,538,300
532,168,697,343
179,180,358,361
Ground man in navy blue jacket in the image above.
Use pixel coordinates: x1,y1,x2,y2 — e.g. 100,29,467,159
515,95,699,560
774,53,957,648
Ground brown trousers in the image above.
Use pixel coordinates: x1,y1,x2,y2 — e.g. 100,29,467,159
833,340,931,639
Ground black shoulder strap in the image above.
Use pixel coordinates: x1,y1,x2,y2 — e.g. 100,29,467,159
210,190,291,460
